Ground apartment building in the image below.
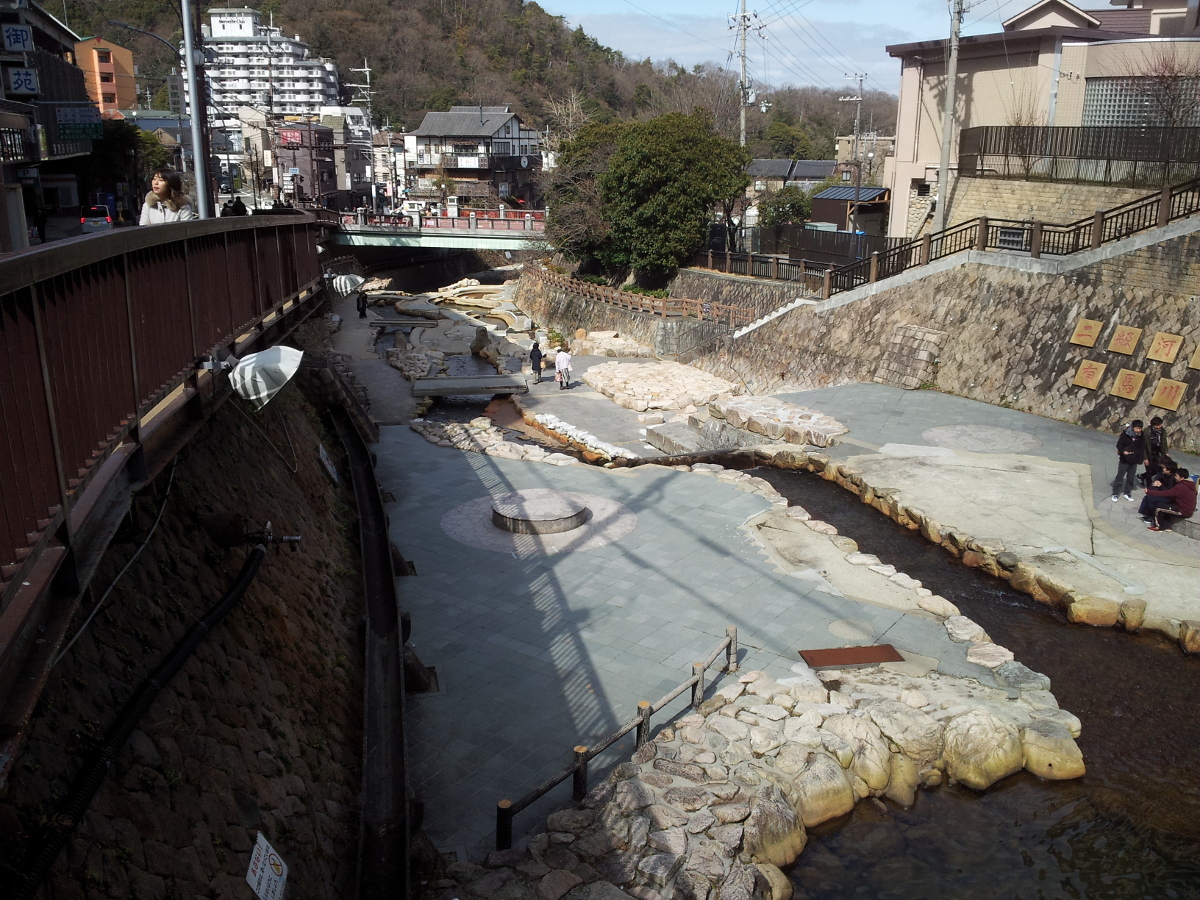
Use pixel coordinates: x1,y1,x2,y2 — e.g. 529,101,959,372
74,37,136,114
884,0,1200,237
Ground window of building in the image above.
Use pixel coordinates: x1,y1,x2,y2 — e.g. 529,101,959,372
1082,76,1200,127
913,180,931,197
97,51,111,64
841,170,852,182
102,93,116,104
100,72,113,82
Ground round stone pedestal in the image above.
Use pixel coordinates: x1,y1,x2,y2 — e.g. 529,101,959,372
491,489,589,534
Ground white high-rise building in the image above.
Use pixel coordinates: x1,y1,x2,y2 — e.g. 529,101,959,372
197,7,340,132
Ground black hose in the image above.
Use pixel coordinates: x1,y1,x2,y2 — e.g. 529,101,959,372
13,546,267,900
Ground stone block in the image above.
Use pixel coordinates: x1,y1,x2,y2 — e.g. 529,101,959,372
1066,595,1120,627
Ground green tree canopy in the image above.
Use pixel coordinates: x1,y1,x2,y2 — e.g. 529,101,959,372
544,121,627,267
757,185,811,228
764,119,814,160
598,112,748,281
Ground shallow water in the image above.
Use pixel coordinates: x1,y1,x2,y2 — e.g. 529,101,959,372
757,468,1200,900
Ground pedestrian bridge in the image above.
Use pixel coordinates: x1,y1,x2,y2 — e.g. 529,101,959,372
327,209,546,251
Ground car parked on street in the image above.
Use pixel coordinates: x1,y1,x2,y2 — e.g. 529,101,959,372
80,205,113,233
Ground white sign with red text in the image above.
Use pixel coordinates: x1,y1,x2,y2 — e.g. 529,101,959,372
245,832,287,900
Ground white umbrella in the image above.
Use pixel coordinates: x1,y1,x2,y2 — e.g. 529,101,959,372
230,346,304,409
331,273,365,296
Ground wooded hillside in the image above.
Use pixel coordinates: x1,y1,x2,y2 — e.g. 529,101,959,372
64,0,895,156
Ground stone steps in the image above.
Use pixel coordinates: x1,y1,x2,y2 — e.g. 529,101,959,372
644,422,703,455
734,297,818,338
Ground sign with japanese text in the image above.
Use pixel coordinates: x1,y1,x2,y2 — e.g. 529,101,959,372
55,106,103,140
2,24,33,52
1068,318,1102,347
5,67,38,95
1149,378,1188,411
245,832,287,900
1106,325,1142,356
1190,343,1200,371
278,129,302,147
1071,359,1106,390
1146,332,1184,364
1109,368,1146,401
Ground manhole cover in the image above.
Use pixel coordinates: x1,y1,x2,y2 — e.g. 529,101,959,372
921,424,1042,454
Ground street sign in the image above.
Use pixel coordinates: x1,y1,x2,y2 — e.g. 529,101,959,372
245,832,287,900
56,106,103,140
2,24,33,52
6,67,38,95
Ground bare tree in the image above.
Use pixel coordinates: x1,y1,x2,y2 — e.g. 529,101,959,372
542,91,592,156
1120,43,1200,127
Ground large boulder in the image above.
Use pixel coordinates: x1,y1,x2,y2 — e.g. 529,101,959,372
884,753,921,808
1021,719,1086,780
1066,595,1121,627
943,710,1023,790
742,784,807,867
863,700,944,770
821,714,892,791
790,751,855,827
944,615,991,643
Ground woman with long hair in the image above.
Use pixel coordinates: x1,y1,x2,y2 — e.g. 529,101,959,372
139,168,194,224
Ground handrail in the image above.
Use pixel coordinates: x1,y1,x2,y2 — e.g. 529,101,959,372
708,175,1200,313
494,626,738,850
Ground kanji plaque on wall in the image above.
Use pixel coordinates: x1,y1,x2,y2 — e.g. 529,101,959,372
1106,325,1142,356
1149,378,1188,411
1071,359,1106,389
1069,318,1103,347
1147,332,1185,364
1110,368,1146,400
1190,343,1200,370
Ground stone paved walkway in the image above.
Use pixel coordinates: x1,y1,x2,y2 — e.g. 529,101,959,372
373,426,984,861
775,383,1199,559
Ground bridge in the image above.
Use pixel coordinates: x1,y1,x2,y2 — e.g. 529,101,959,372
325,207,547,251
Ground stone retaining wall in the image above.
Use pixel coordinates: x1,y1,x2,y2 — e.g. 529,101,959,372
668,270,799,320
945,177,1149,229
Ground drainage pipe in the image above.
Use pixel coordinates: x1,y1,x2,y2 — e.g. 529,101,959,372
13,547,267,900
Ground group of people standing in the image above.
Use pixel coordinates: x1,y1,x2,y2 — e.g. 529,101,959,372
528,342,572,390
1111,416,1197,531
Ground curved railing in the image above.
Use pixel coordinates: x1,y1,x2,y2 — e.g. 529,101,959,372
0,215,325,606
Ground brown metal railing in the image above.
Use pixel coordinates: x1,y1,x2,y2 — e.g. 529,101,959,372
494,627,737,850
706,176,1200,318
0,216,324,599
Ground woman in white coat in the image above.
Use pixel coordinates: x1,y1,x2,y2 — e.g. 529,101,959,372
139,169,195,225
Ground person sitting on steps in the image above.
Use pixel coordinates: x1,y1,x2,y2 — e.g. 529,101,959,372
1140,466,1196,532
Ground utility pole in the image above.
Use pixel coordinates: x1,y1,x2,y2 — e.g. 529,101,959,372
934,0,968,233
180,0,210,217
731,0,758,147
841,73,866,233
348,60,376,210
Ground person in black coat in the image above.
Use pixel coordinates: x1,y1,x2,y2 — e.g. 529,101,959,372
1111,420,1143,501
1140,416,1169,487
529,341,544,383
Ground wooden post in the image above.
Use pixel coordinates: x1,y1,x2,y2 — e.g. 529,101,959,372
707,249,713,269
920,234,932,266
975,216,989,251
635,701,653,747
1029,221,1043,259
822,269,832,300
726,625,738,672
572,746,589,801
725,249,732,273
496,800,514,850
1158,183,1172,227
691,663,705,709
869,251,880,283
1091,209,1104,250
772,256,779,279
798,258,806,278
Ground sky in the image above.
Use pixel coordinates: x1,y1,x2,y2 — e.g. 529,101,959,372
535,0,1055,94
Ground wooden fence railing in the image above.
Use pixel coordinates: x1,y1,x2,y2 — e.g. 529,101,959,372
494,627,738,850
530,268,759,329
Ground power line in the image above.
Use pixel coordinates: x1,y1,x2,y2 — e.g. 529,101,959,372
757,0,863,75
616,0,733,54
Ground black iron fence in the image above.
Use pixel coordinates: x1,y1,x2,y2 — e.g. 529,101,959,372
959,125,1200,187
760,225,904,266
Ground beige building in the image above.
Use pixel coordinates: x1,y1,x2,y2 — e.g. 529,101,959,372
883,0,1200,238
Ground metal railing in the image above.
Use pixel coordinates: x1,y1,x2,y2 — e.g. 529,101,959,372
338,208,546,233
495,627,737,850
702,176,1200,314
0,216,324,598
959,125,1200,187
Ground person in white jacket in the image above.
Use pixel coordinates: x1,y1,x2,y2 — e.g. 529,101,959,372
139,169,195,225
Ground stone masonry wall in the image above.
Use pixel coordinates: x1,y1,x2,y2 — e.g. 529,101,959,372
0,383,365,899
946,177,1149,229
668,270,799,320
515,229,1200,454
